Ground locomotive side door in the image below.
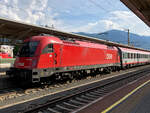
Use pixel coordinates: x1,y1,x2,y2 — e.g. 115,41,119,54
53,44,61,68
40,43,55,68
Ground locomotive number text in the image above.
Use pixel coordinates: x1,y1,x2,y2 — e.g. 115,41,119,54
106,54,113,59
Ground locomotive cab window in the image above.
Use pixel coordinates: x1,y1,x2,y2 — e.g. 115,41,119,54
18,41,39,57
42,44,54,54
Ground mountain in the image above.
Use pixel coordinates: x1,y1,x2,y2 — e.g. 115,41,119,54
75,30,150,50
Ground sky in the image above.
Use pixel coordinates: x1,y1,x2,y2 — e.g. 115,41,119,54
0,0,150,36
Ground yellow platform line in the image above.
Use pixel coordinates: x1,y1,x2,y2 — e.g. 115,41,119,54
102,79,150,113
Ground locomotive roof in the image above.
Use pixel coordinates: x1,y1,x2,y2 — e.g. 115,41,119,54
0,17,150,52
25,36,63,44
25,36,118,50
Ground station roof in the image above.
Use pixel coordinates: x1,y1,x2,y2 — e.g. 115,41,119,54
0,17,150,52
121,0,150,27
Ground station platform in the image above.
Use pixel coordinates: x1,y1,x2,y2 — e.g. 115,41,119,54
76,73,150,113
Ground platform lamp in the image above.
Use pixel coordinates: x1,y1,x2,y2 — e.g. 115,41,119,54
124,29,130,46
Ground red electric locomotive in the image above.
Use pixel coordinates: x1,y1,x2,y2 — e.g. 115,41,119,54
7,35,121,84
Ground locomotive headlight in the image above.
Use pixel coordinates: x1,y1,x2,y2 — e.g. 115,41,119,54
32,59,37,67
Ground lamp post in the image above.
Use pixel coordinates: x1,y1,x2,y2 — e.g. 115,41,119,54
124,29,130,46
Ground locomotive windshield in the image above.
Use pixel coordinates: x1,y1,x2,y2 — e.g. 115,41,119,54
18,41,39,57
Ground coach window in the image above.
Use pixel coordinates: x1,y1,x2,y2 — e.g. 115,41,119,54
42,44,54,54
127,53,129,58
123,53,125,59
125,53,127,59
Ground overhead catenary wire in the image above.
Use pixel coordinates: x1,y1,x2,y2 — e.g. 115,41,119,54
88,0,111,13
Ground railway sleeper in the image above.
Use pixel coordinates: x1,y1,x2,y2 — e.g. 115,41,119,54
60,103,77,109
63,102,78,108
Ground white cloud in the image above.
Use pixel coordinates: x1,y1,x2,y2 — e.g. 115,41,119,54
64,10,150,36
110,11,150,36
29,0,48,11
0,0,63,29
64,20,121,33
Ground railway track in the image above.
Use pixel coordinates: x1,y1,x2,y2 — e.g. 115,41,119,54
0,65,148,103
13,66,150,113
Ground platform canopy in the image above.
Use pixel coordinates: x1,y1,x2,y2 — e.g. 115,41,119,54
0,17,150,52
121,0,150,27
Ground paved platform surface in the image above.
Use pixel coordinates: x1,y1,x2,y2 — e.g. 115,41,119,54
77,73,150,113
108,80,150,113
